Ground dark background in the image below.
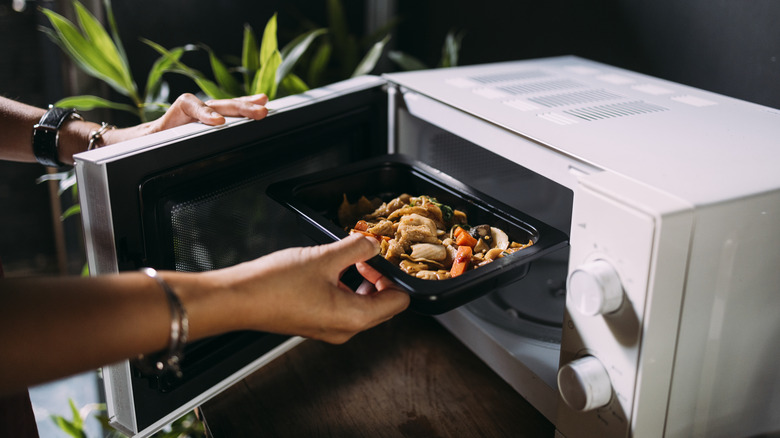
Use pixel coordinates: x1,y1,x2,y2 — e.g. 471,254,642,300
1,0,779,275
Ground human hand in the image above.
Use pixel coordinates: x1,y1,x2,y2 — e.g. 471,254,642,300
205,234,410,344
102,93,269,146
149,93,269,132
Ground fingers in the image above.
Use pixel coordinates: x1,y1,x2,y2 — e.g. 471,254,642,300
320,234,380,275
354,261,383,285
151,93,270,133
204,94,269,121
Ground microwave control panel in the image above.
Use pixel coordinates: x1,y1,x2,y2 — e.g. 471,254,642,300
556,178,656,438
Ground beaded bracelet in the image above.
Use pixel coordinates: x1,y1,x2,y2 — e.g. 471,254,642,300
134,267,189,378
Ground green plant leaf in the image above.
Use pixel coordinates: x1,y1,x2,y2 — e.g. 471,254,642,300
143,39,232,100
192,75,234,100
280,73,309,95
145,47,185,102
241,23,260,88
72,1,134,93
327,0,358,77
277,28,326,85
351,35,390,78
103,0,129,69
439,30,465,68
39,7,133,98
253,49,281,98
204,45,242,97
140,101,170,122
61,204,81,221
307,41,332,87
68,399,83,430
259,13,278,66
55,95,137,114
51,415,85,438
387,50,428,71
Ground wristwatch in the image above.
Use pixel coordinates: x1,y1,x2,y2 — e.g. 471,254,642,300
32,105,83,167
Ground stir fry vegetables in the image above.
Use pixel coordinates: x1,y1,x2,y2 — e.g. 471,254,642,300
339,193,533,280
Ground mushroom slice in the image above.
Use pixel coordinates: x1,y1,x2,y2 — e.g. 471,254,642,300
415,270,440,280
399,259,430,275
485,248,506,262
416,270,452,280
410,243,447,261
490,227,510,250
473,238,490,254
400,254,444,269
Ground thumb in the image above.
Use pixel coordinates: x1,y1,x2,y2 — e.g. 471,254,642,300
319,234,380,273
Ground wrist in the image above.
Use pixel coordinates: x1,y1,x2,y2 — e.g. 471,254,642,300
57,119,102,164
162,270,241,341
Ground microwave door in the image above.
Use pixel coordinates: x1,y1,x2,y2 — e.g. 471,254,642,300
74,76,389,437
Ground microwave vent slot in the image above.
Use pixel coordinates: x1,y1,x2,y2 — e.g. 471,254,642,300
537,113,580,125
498,79,584,95
563,100,668,121
529,89,624,108
468,69,550,84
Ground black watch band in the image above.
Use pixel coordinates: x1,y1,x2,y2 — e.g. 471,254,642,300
32,105,83,168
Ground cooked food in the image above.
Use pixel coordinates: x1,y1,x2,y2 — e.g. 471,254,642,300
340,194,533,280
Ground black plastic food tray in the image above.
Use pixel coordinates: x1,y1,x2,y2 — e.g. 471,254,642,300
267,154,569,314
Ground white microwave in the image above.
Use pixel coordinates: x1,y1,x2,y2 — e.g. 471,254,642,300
75,56,780,437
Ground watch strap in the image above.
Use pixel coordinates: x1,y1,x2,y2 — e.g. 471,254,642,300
32,105,82,167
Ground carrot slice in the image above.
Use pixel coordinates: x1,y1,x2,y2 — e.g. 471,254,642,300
450,245,472,278
455,229,478,247
354,220,369,232
350,229,390,242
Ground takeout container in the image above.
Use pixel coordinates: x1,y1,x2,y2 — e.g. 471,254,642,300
266,154,569,314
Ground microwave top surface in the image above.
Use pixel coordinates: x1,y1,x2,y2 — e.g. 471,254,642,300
76,57,780,208
385,56,780,206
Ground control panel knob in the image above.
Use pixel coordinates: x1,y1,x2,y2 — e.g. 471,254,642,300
558,356,612,411
567,259,623,316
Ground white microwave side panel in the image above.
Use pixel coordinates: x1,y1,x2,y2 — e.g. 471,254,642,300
556,171,693,438
664,189,780,438
571,171,694,438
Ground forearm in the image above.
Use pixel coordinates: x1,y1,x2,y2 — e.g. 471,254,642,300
0,93,269,165
0,271,234,395
0,96,102,165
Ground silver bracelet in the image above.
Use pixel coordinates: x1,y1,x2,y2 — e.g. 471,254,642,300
135,267,189,378
87,122,116,150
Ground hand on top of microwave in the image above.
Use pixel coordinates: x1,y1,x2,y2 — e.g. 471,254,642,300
0,93,269,166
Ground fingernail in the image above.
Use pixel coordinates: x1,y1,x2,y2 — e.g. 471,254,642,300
358,235,378,254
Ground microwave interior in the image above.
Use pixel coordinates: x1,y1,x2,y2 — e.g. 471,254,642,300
395,105,573,390
82,80,573,435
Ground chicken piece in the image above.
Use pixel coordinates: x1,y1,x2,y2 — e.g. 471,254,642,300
387,204,444,229
399,213,437,234
364,194,412,220
367,220,395,237
384,239,405,264
396,213,440,249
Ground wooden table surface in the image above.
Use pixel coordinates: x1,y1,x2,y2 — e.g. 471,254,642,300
200,310,554,438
